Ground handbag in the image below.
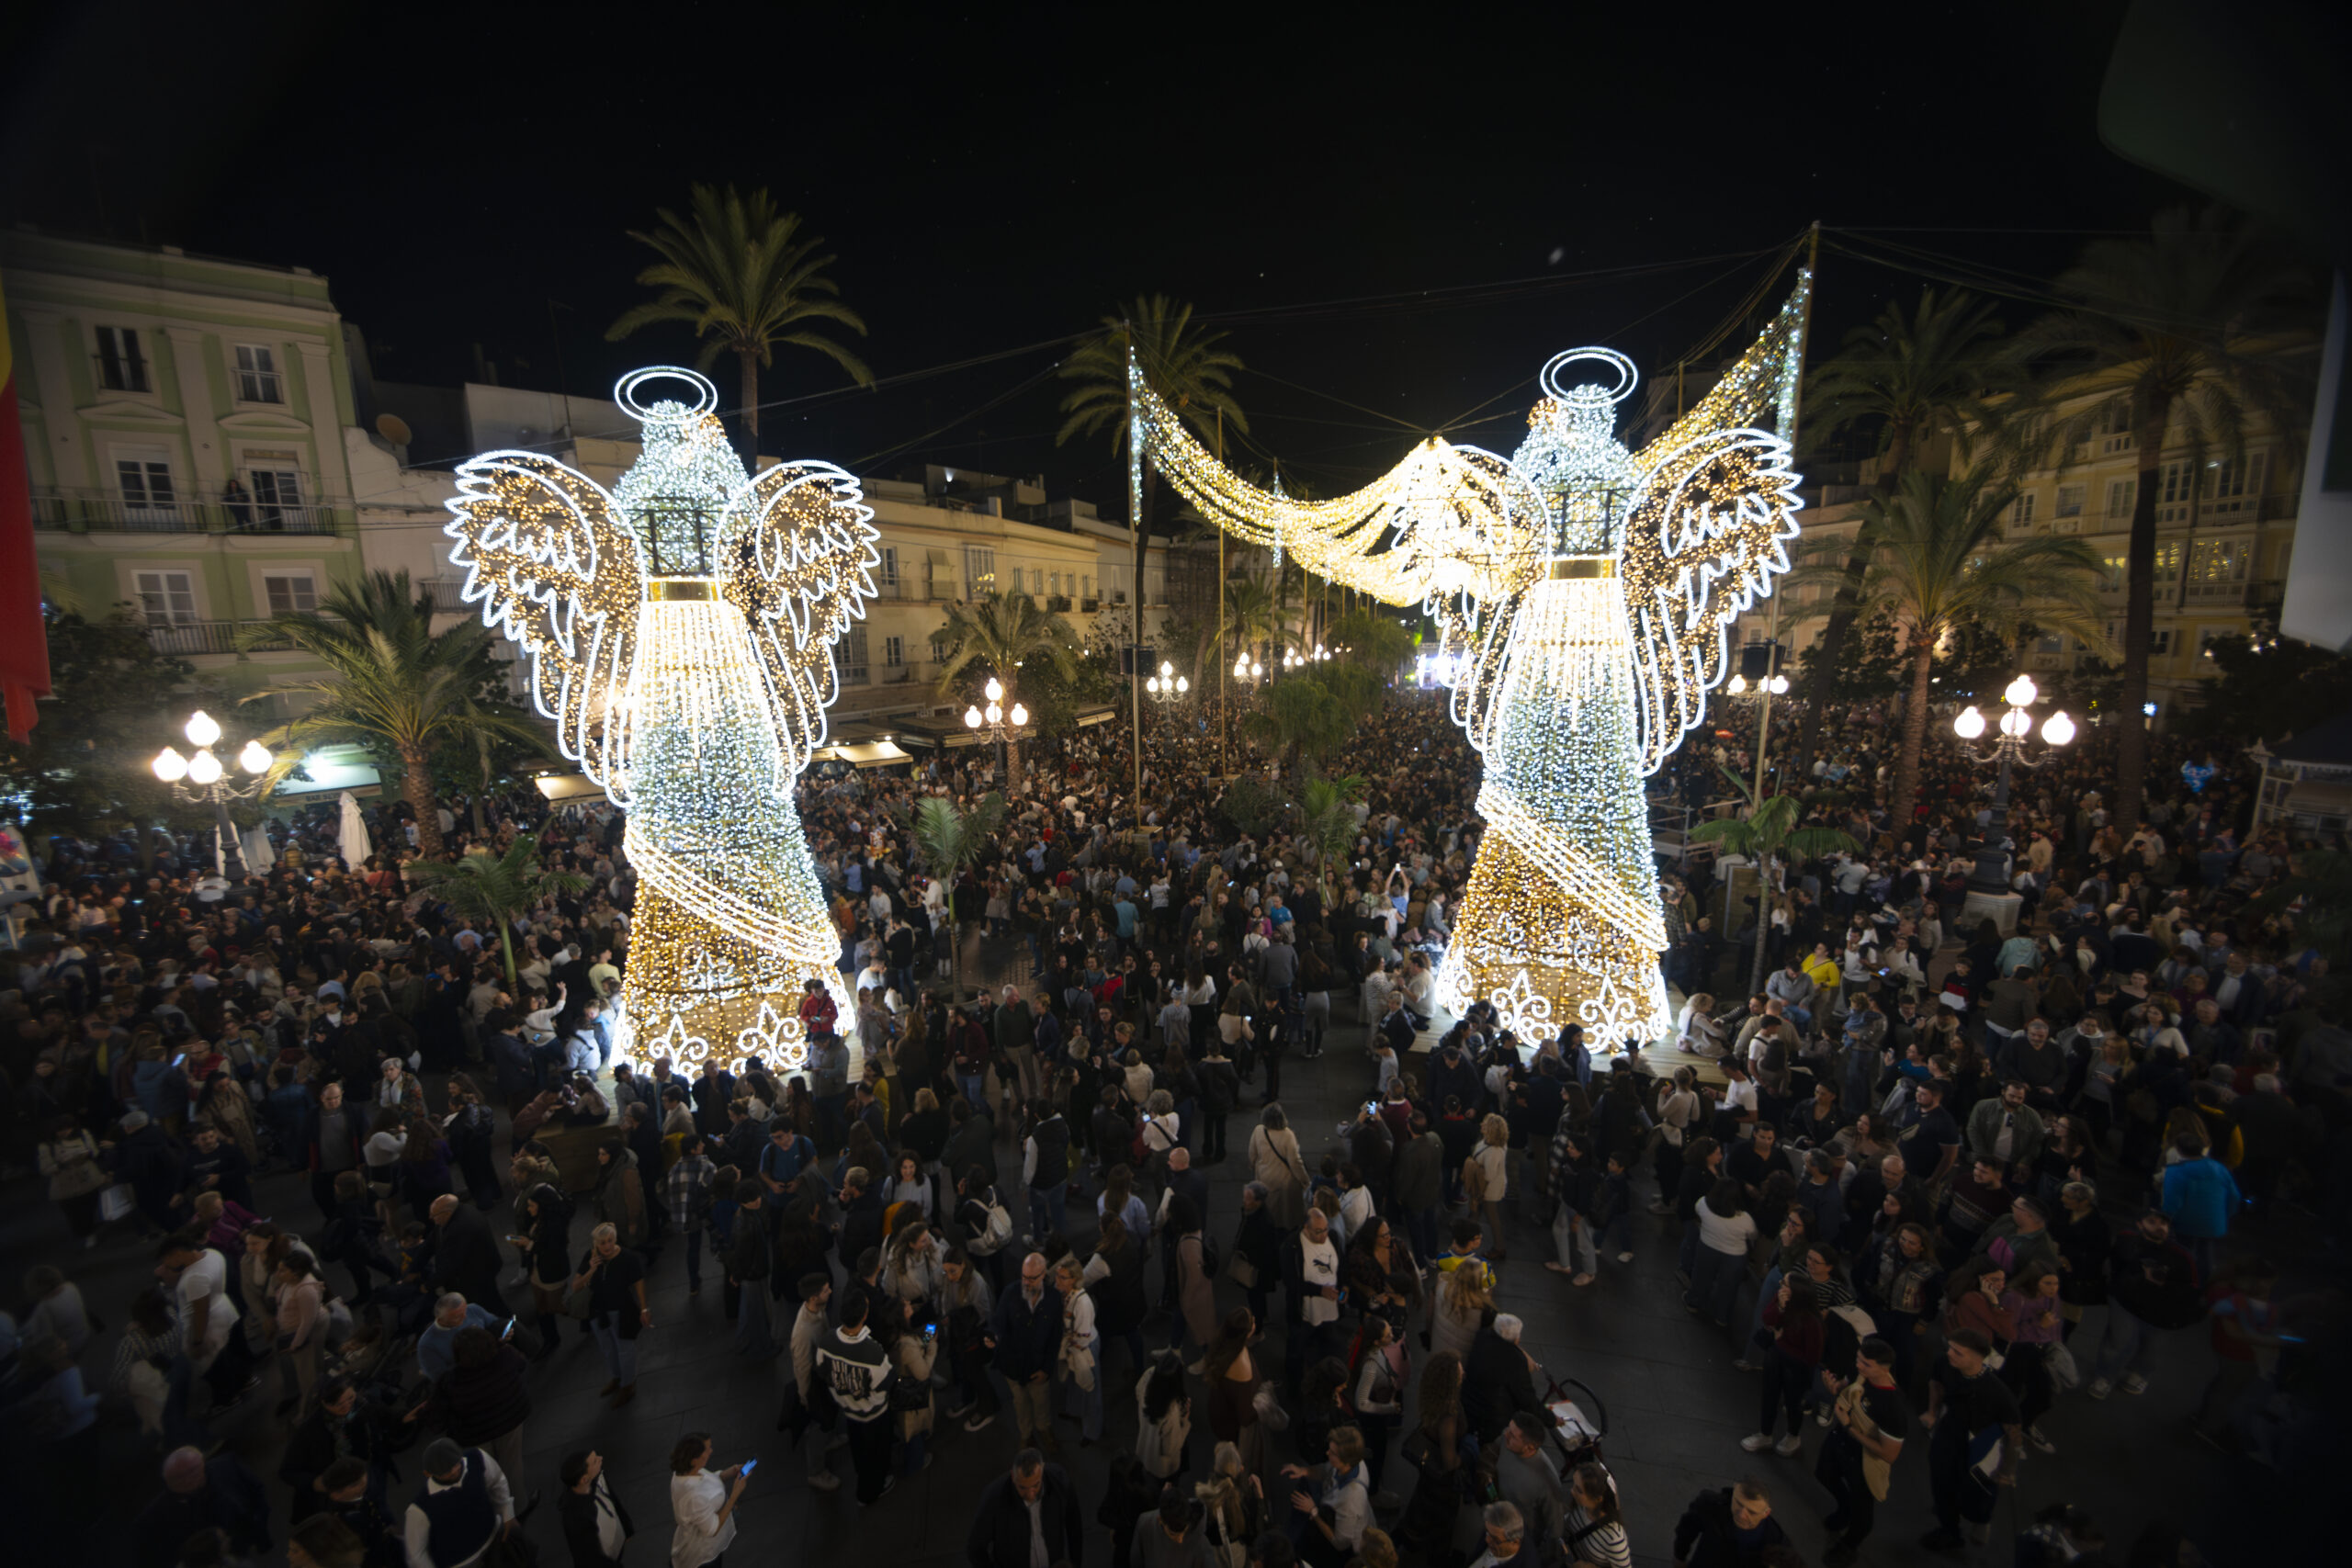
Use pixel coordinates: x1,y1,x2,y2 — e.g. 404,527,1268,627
2045,1340,2080,1391
563,1283,595,1321
45,1137,108,1200
1061,1341,1097,1393
98,1183,137,1224
1250,1381,1290,1432
1224,1249,1257,1291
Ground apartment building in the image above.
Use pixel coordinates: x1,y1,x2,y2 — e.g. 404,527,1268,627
3,231,367,708
1987,395,2297,718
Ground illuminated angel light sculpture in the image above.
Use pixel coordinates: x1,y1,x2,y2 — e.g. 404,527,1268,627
1133,278,1810,1047
444,367,876,1067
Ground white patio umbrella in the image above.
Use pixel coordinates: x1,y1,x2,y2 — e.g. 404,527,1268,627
337,790,372,867
242,823,277,874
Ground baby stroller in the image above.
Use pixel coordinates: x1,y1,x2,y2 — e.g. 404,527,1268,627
1541,1371,1610,1470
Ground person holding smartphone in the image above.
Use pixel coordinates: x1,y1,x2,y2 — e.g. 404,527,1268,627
669,1433,750,1568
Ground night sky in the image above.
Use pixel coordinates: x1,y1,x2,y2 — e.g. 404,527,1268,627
5,1,2191,503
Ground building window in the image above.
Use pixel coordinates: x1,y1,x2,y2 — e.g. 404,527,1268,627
1048,570,1061,595
117,457,175,511
248,468,304,529
2210,452,2264,499
133,570,196,625
963,547,995,598
883,635,904,667
2104,478,2136,520
96,326,149,392
263,573,317,615
2151,628,2174,655
2054,484,2085,519
877,546,899,584
233,344,284,404
2010,492,2038,531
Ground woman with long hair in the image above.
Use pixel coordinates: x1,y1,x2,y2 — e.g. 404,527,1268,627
1193,1440,1266,1562
1052,1254,1103,1444
1204,1307,1268,1483
398,1118,454,1215
442,1075,503,1211
1428,1255,1491,1366
1683,1179,1756,1331
1562,1461,1631,1568
1167,1193,1217,1361
271,1252,328,1417
1470,1113,1510,1262
1136,1347,1193,1480
1395,1350,1464,1557
1346,1312,1406,1498
1249,1105,1309,1230
1743,1276,1821,1456
1083,1213,1151,1389
515,1182,574,1357
1673,1136,1724,1276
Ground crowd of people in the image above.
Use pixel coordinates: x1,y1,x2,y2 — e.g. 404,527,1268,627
0,682,2338,1568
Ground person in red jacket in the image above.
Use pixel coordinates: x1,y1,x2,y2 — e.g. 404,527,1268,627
1743,1277,1825,1458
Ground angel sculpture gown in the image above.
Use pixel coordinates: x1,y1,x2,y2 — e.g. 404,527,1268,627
1435,398,1672,1049
444,369,871,1070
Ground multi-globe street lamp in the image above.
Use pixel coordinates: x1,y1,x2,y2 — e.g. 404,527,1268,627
1145,660,1189,708
962,676,1028,778
152,709,273,878
1952,674,2075,915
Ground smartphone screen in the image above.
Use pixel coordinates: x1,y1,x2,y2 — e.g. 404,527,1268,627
741,1459,758,1476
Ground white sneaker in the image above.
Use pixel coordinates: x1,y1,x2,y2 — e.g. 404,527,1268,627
2121,1374,2149,1395
2086,1377,2112,1400
1740,1432,1774,1452
808,1471,842,1491
1773,1434,1803,1457
1615,1251,1634,1263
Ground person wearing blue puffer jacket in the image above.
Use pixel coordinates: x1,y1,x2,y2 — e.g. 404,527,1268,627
2159,1132,2241,1284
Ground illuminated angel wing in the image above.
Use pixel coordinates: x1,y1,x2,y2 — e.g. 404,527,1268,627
1619,428,1802,774
720,461,882,774
444,451,645,786
1382,447,1551,758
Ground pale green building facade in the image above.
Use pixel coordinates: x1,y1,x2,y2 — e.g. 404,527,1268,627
2,231,367,710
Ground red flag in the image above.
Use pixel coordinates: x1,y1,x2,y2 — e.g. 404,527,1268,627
0,277,50,741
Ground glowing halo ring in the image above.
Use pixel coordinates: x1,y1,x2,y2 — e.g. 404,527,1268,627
615,366,722,422
1539,347,1638,407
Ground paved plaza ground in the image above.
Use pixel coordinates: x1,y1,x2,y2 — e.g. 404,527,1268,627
9,975,2318,1567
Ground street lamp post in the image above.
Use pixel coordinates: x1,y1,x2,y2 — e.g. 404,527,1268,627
152,708,273,879
1951,674,2075,934
962,676,1028,784
1145,660,1189,711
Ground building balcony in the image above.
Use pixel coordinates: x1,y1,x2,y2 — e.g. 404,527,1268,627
138,618,304,657
31,486,350,537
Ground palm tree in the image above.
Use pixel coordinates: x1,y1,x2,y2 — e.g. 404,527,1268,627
1295,771,1367,904
932,592,1081,790
1195,571,1294,676
1057,296,1247,631
406,829,588,988
909,791,1007,999
2011,207,2312,833
1324,608,1416,676
1781,470,2109,830
242,570,542,860
607,184,873,457
1243,673,1355,784
1689,767,1862,991
1794,288,2024,774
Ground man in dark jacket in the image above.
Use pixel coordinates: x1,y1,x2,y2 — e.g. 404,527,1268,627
280,1375,406,1520
2087,1209,2203,1398
989,1253,1064,1454
559,1450,633,1568
1461,1315,1546,1443
430,1327,534,1506
1671,1479,1788,1568
967,1450,1085,1568
136,1447,273,1568
424,1195,509,1314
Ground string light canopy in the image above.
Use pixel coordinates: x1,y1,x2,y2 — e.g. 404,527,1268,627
445,366,878,1067
1133,276,1813,1047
